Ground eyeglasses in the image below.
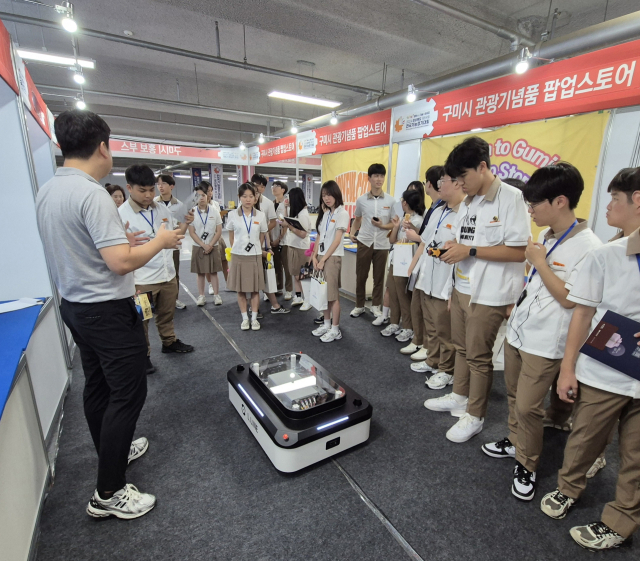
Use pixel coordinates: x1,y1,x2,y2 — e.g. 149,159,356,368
437,178,458,187
526,200,547,211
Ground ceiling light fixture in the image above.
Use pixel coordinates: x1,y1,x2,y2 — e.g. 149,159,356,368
16,49,95,69
290,120,298,134
73,71,85,84
268,91,341,108
515,47,531,74
407,84,417,103
56,2,78,33
239,141,246,150
330,111,338,125
258,133,265,144
75,97,86,110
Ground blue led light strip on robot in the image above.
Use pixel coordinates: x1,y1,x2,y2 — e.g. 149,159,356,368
238,384,265,417
317,416,349,431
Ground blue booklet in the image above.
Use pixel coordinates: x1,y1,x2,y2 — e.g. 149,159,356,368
580,310,640,381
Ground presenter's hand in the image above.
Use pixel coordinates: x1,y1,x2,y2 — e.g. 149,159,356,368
557,362,579,403
124,222,150,246
156,223,184,249
440,241,470,264
404,229,421,243
525,237,547,269
184,209,195,225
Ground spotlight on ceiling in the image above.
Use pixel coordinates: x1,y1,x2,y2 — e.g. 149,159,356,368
258,133,265,144
330,111,338,125
407,84,417,103
75,97,86,110
290,120,298,134
73,71,85,84
239,141,246,150
57,2,78,33
515,47,531,74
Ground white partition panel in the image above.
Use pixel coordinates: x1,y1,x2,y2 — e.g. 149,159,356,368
392,140,421,198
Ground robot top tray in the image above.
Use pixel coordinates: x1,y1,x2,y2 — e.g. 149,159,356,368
249,353,345,414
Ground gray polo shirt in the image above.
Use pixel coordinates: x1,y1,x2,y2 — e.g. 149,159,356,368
35,167,135,303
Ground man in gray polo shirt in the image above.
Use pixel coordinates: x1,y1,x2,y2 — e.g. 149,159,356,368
36,110,183,520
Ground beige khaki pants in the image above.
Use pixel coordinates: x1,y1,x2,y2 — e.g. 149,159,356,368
355,242,388,307
557,383,640,538
504,342,562,471
422,293,455,374
273,245,293,292
388,265,412,329
136,277,178,354
450,289,506,418
410,288,423,347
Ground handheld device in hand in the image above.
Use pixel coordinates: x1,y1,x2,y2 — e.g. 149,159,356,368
245,242,255,252
372,217,380,222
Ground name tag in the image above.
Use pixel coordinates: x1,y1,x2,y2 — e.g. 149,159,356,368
253,221,260,224
331,219,336,223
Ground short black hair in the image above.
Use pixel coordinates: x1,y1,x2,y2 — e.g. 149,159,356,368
368,163,386,177
444,136,491,178
157,174,175,186
503,177,526,192
523,162,583,210
402,189,426,216
272,180,288,194
125,164,156,187
105,183,111,187
607,167,640,203
55,110,110,160
251,173,268,186
425,165,445,191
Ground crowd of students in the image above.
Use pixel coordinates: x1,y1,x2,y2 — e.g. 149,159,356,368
35,110,639,552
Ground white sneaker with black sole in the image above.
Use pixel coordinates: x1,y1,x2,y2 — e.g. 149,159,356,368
424,393,468,417
175,300,186,310
512,461,536,501
127,437,148,464
425,371,454,389
381,324,401,337
481,437,515,459
86,484,156,520
446,413,484,443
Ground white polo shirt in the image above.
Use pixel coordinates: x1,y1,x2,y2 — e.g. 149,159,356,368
272,199,287,244
354,191,396,250
567,228,640,398
118,199,176,285
192,204,223,245
318,205,350,257
154,195,183,223
448,177,530,306
506,220,603,359
416,203,460,298
284,207,311,250
389,212,425,264
226,208,268,256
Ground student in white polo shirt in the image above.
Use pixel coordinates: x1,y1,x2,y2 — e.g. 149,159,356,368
200,180,229,292
424,136,530,443
480,163,602,502
349,163,396,318
540,168,640,551
119,165,195,369
282,187,312,310
312,181,350,343
407,173,465,387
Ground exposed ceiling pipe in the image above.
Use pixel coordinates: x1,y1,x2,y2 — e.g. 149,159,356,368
283,11,640,135
407,0,535,48
0,11,381,95
35,84,295,122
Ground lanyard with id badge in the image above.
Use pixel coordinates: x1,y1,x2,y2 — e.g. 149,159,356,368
140,209,155,238
516,219,577,307
320,210,334,253
242,210,255,252
197,207,210,241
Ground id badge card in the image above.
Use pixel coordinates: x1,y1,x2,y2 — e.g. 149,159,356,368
201,231,209,240
135,292,154,320
245,242,254,252
319,242,325,252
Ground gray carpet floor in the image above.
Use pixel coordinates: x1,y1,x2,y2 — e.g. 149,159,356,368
34,264,637,561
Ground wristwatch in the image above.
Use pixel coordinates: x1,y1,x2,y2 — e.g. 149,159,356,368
469,247,477,257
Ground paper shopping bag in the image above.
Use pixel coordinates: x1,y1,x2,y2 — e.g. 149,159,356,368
264,266,278,294
309,273,328,311
393,243,414,277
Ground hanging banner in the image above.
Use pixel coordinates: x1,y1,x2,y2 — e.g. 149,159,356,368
209,164,223,205
419,112,610,237
109,140,249,165
393,39,640,141
0,21,18,94
255,136,297,164
301,173,314,203
191,167,202,188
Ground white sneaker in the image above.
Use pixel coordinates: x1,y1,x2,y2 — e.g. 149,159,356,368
411,361,437,373
381,324,401,337
300,302,312,311
372,315,389,326
426,371,454,390
251,320,261,331
208,284,214,295
410,347,428,361
175,300,186,310
350,307,365,317
241,319,250,330
400,343,420,355
213,294,223,305
312,325,330,337
87,484,156,520
127,437,148,464
395,329,413,342
371,305,382,317
291,296,304,306
424,393,468,417
284,291,293,301
196,295,206,306
586,456,607,478
446,413,484,443
320,329,342,343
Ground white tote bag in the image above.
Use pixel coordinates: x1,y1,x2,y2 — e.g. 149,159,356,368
393,243,414,277
309,272,328,311
264,265,278,294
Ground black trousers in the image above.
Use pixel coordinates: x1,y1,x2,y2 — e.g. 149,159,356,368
60,297,148,494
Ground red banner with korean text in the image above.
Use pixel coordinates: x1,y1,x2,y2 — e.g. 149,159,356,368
24,67,51,137
0,20,18,94
310,110,391,155
109,139,250,165
258,136,296,164
392,39,640,141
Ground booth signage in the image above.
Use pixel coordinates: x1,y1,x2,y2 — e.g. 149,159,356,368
191,167,202,188
209,164,223,204
109,140,250,165
309,110,391,155
0,21,18,94
393,40,640,141
301,173,314,203
22,65,51,138
257,136,297,164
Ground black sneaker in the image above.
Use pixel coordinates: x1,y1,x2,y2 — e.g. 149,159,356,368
271,306,291,314
481,437,515,459
570,521,628,551
512,461,536,501
314,314,325,324
146,357,156,375
162,339,195,353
